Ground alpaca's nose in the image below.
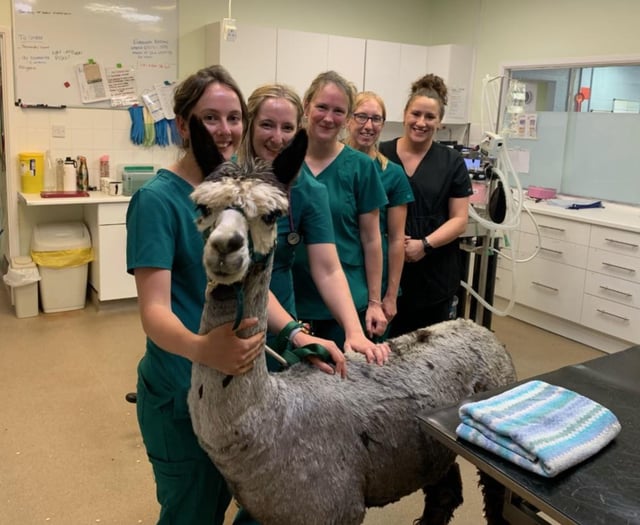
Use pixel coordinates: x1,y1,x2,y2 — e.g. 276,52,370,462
212,232,244,255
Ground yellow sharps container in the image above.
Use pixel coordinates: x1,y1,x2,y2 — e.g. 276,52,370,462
19,152,45,193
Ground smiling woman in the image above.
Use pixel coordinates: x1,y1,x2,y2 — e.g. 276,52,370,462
379,73,472,337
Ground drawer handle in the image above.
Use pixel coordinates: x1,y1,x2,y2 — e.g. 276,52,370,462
604,237,639,249
596,309,630,322
531,281,559,293
539,246,563,255
602,261,636,274
598,285,632,298
539,224,566,232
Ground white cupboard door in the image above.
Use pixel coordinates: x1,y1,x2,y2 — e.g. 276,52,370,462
364,40,403,121
205,22,277,98
99,224,136,301
277,29,329,99
327,35,366,92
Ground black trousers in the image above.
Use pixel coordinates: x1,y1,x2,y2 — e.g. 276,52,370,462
388,297,451,337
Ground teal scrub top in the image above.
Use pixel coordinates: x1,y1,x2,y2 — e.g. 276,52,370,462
378,157,414,295
126,169,204,396
293,146,388,319
270,170,335,319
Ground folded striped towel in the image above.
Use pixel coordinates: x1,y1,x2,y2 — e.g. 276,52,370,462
456,380,621,477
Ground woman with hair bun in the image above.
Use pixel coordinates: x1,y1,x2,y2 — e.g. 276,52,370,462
379,74,472,336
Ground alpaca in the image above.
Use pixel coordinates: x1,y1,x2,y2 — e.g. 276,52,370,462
186,118,517,525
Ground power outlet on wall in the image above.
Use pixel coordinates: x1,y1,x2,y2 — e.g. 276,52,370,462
222,18,237,42
51,125,66,138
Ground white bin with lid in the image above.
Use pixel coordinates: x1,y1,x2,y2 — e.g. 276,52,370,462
31,222,93,313
4,256,40,318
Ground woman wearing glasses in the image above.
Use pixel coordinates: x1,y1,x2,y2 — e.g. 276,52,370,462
345,92,414,339
292,71,390,347
379,74,472,336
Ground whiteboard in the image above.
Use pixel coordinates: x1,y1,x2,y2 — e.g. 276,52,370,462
12,0,178,109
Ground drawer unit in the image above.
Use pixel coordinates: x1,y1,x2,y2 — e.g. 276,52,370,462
590,225,640,257
519,231,588,269
520,213,591,245
84,202,136,301
581,293,640,343
97,202,129,225
494,266,513,299
585,270,640,308
587,248,640,285
515,257,585,323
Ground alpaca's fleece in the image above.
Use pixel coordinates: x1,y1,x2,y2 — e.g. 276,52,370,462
186,124,516,525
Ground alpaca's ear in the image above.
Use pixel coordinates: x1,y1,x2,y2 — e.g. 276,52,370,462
189,116,226,179
272,129,308,187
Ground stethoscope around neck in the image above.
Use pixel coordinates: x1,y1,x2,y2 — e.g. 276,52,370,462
286,189,301,246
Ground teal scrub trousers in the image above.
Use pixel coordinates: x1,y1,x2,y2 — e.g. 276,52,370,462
137,374,231,525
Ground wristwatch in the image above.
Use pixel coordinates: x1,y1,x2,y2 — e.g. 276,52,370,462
422,237,433,254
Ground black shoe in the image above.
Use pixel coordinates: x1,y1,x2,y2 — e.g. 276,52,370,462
125,392,137,404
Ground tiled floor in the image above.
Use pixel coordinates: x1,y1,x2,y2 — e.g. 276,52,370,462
0,283,603,524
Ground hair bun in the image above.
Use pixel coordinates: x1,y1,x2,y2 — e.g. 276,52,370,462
411,74,448,105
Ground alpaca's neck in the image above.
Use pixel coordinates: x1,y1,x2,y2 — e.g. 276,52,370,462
197,261,276,421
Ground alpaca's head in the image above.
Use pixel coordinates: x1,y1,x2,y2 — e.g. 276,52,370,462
189,117,307,285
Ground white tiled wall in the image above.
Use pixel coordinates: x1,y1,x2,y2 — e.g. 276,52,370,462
11,106,180,187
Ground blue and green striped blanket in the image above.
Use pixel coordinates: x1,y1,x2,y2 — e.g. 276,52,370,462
456,380,621,477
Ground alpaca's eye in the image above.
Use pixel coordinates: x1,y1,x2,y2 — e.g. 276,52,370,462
261,211,281,225
196,204,211,218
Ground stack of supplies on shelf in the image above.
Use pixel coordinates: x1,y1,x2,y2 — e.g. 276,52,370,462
456,380,621,477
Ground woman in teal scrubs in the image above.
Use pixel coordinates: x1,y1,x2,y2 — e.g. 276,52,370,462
127,66,346,525
292,71,390,348
345,91,415,339
239,84,385,369
233,82,388,525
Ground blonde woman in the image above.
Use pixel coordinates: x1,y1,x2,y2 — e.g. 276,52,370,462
292,71,390,351
345,91,414,338
240,83,386,368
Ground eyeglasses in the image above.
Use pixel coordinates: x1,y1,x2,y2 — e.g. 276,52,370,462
352,113,384,125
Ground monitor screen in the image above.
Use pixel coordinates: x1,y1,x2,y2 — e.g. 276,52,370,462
464,157,482,172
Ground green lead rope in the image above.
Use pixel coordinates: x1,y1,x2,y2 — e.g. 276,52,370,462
273,320,333,368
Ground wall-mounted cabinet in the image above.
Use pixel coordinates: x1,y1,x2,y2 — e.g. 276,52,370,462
276,30,365,99
205,22,474,123
205,22,277,100
427,44,475,124
363,41,428,122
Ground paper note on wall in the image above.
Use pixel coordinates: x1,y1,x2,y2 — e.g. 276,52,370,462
509,149,530,174
447,87,467,121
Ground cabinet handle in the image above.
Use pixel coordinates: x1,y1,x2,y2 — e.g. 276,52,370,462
539,224,566,232
540,246,563,255
604,237,639,249
531,281,559,293
602,261,636,274
598,285,632,298
596,308,630,322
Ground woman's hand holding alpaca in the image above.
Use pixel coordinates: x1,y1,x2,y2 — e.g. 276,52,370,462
344,332,391,366
195,317,265,375
292,331,347,379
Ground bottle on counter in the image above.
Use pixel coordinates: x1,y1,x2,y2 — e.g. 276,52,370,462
63,157,77,192
77,156,89,191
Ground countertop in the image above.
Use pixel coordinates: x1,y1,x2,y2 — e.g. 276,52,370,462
19,191,131,206
522,197,640,233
